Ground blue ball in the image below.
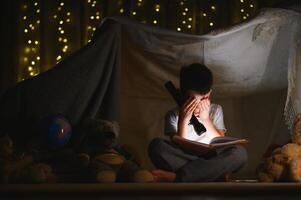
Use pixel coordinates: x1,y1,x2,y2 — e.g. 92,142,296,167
40,114,72,150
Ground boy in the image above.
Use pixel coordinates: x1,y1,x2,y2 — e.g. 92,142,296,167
148,63,248,182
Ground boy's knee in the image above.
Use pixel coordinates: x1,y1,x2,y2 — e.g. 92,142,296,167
232,145,248,168
148,137,166,157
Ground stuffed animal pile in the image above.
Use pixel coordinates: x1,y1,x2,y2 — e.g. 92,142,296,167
257,114,301,182
0,117,154,183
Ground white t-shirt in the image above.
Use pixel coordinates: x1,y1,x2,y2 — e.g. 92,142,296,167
164,104,226,144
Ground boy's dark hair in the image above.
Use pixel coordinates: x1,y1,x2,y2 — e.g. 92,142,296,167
180,63,213,96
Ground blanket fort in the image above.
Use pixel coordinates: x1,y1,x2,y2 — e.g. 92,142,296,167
0,8,300,177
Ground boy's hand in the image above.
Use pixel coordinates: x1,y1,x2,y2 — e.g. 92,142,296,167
179,97,199,124
198,99,210,122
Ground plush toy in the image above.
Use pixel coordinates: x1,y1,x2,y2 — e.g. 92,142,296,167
0,118,154,183
257,113,301,182
79,119,154,183
0,134,57,183
12,162,57,183
0,134,14,158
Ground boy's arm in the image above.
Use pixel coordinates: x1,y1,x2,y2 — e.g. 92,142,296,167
201,118,222,138
217,129,225,137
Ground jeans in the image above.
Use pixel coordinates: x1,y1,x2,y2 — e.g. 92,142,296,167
148,137,248,182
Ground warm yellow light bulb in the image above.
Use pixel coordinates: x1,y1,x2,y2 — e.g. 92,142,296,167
24,29,28,33
243,16,247,20
34,2,38,6
155,8,160,12
63,38,68,43
59,20,63,24
153,20,157,24
250,4,254,8
66,18,71,22
58,27,62,31
23,16,27,20
90,16,95,20
203,13,207,17
240,0,244,3
60,30,64,34
24,57,28,62
180,2,184,6
67,12,71,16
28,40,32,44
188,17,192,21
62,45,68,52
177,27,181,31
241,9,244,13
211,6,216,10
36,9,40,13
209,22,214,26
96,16,100,20
30,72,35,76
120,8,124,13
37,20,40,24
58,37,63,42
53,15,57,19
132,11,136,16
185,8,188,11
35,41,39,45
182,20,186,24
25,47,31,53
31,61,35,65
28,66,33,71
37,56,40,60
56,55,62,60
60,2,64,6
182,12,186,16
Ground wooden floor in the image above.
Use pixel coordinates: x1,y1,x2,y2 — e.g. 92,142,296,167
1,182,301,200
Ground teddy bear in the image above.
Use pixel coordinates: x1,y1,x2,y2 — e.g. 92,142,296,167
257,113,301,182
78,118,154,183
0,133,57,183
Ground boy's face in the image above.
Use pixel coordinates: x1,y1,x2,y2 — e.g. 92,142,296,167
188,90,211,117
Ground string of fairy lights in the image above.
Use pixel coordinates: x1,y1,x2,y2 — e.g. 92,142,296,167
85,0,103,43
176,0,194,32
239,0,256,20
20,1,41,81
53,1,72,64
131,0,147,24
19,0,258,81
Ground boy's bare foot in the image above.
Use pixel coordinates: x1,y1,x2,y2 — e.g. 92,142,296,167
149,169,176,182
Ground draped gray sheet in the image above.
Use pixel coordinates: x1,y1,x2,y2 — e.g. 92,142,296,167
0,8,300,178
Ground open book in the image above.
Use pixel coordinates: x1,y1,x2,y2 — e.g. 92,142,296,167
172,135,248,155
